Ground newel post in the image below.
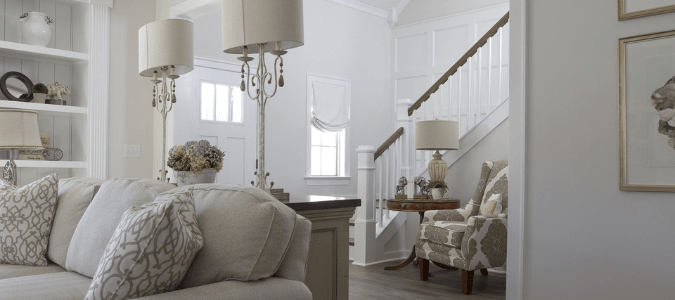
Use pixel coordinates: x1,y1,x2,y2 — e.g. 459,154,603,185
354,145,377,265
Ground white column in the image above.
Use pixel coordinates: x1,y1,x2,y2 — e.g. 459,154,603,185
88,3,110,179
354,145,377,265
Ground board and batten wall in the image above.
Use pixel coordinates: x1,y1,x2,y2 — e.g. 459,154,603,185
517,1,675,299
0,0,78,185
392,3,509,176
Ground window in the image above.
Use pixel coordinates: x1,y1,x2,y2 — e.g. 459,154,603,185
200,82,243,123
310,126,346,176
306,74,351,185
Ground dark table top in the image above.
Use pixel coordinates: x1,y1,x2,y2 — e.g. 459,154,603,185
285,195,361,211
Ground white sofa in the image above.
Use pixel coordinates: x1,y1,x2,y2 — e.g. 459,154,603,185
0,178,312,300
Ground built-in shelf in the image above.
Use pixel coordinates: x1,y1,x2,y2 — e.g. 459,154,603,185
0,40,87,63
0,160,86,169
0,100,86,116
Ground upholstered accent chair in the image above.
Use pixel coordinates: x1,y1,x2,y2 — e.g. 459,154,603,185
416,160,508,295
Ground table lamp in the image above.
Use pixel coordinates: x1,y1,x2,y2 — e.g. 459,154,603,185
0,110,43,185
415,120,459,183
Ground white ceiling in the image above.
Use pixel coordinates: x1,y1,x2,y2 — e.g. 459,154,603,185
354,0,402,11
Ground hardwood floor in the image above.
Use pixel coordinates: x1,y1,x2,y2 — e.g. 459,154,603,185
349,261,506,300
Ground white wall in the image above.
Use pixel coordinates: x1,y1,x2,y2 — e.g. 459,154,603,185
108,0,156,179
167,0,393,198
397,0,508,26
446,118,508,207
517,1,675,299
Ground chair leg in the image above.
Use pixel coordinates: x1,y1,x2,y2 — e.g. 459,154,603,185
480,268,489,276
462,269,474,295
419,258,429,281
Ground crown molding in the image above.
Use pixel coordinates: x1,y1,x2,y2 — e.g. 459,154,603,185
326,0,389,19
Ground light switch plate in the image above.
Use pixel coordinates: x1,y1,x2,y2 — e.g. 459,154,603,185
124,145,141,158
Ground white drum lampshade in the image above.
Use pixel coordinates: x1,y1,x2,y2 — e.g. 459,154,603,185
416,120,459,183
0,110,43,150
138,19,194,77
221,0,304,54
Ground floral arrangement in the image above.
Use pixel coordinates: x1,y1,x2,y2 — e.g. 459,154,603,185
425,180,448,192
167,140,224,172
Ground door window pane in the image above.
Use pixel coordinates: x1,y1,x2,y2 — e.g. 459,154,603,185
201,82,215,121
232,87,243,123
215,84,229,122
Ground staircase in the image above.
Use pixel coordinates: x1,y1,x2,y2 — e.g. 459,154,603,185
351,12,510,266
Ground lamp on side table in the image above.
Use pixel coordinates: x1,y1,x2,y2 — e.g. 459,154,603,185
0,110,43,185
415,120,459,184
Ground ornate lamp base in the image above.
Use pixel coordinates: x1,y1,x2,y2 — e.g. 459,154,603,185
427,150,447,182
2,148,17,185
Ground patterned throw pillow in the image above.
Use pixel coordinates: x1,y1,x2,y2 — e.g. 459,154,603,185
85,189,204,300
480,193,503,216
0,174,59,266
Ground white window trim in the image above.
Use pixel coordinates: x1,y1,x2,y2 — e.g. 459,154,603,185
306,73,351,185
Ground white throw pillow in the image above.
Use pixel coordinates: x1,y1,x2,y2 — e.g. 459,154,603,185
84,189,204,300
0,174,59,266
480,193,503,216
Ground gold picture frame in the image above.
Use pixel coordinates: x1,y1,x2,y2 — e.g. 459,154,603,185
619,29,675,191
619,0,675,20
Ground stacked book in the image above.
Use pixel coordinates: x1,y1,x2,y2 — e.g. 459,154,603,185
18,133,49,160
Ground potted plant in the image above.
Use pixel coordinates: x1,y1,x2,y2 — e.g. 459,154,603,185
425,180,448,200
167,140,224,186
31,83,48,103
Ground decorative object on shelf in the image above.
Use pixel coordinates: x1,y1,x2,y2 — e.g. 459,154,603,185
619,0,675,20
416,120,459,183
0,109,43,185
619,30,675,192
414,177,429,200
426,180,448,200
0,71,34,102
46,99,66,105
138,19,194,183
42,148,63,161
221,0,304,189
20,11,53,47
395,177,408,199
31,83,48,104
167,140,224,186
46,82,70,102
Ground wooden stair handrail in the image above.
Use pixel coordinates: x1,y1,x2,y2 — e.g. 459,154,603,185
408,12,510,116
374,127,404,160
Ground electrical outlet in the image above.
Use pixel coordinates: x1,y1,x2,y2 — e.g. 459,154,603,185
124,145,141,158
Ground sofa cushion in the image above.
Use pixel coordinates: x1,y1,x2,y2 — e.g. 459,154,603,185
418,220,468,248
0,272,91,300
0,174,59,266
0,262,66,280
168,184,298,288
85,189,204,300
48,177,107,269
134,277,312,300
65,178,176,278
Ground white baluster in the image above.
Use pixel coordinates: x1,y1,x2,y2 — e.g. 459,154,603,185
458,65,463,134
378,156,383,227
477,45,482,123
488,37,493,112
384,149,390,219
468,58,473,128
498,27,503,103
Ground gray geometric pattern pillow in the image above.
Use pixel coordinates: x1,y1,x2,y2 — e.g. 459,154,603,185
84,189,203,300
0,174,59,266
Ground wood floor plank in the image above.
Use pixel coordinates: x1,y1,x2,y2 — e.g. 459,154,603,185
349,261,506,300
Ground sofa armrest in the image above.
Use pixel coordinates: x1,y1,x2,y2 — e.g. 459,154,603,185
423,202,479,223
461,215,507,270
274,215,312,282
135,277,312,300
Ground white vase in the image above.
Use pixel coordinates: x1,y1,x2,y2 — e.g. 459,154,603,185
431,188,445,200
20,11,52,47
174,168,217,187
32,93,47,104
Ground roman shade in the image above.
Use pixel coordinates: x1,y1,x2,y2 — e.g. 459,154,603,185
310,81,349,132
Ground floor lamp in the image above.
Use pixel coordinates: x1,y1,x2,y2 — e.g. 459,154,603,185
0,110,43,185
221,0,304,190
138,19,194,182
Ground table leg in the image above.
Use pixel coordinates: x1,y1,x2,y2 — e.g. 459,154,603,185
384,245,416,270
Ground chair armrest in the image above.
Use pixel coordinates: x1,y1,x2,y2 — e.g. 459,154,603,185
461,215,507,270
135,277,312,300
423,203,479,223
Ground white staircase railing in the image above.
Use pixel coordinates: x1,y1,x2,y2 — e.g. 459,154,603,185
353,12,510,266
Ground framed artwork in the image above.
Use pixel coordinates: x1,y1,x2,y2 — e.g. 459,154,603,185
619,0,675,20
619,30,675,191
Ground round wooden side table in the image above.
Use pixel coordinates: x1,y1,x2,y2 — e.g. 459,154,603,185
384,198,459,271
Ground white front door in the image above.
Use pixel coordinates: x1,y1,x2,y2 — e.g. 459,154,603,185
173,61,256,186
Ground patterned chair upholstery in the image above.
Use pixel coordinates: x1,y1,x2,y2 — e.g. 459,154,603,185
416,160,508,295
